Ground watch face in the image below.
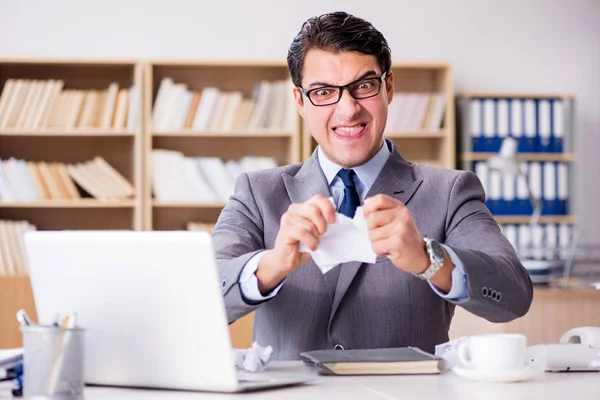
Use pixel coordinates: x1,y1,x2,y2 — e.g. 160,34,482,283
430,240,445,261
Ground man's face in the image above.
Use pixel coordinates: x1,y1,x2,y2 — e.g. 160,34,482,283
294,49,394,168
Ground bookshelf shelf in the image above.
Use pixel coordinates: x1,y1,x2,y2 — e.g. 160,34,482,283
495,215,576,225
0,199,137,208
152,201,226,208
0,129,136,136
152,130,294,138
144,60,301,230
0,60,143,349
385,130,447,139
301,62,455,168
456,92,577,275
458,93,575,100
461,152,576,162
0,58,144,237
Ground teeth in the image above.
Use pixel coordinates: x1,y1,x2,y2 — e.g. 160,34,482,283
336,124,362,134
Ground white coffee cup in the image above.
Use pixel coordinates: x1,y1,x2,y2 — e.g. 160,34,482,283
457,333,527,371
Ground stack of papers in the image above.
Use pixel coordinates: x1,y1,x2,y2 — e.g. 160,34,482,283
0,348,23,369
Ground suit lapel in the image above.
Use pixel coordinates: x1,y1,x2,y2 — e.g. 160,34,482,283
329,141,424,328
283,151,330,204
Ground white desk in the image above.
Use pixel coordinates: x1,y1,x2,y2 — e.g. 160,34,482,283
0,361,600,400
3,361,595,400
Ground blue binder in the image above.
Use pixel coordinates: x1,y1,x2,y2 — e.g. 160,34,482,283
481,98,499,152
521,99,536,153
552,99,565,153
470,98,485,152
537,99,552,153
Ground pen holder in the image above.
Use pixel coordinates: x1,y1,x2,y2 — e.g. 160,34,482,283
21,325,85,400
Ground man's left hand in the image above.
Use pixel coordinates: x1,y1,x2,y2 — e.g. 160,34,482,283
362,194,454,293
362,194,429,274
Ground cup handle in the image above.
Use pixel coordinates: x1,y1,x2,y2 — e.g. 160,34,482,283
457,341,475,369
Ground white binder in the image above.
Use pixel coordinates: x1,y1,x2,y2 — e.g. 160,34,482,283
538,99,552,152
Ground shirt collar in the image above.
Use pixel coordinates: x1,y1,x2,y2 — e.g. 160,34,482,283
317,140,390,190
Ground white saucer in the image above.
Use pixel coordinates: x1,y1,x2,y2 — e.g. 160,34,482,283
452,364,544,383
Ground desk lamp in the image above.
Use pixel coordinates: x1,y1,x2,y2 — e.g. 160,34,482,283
488,137,564,277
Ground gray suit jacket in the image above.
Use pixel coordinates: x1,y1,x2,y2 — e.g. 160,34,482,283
213,141,533,360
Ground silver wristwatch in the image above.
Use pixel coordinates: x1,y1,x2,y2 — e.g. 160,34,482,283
414,237,445,280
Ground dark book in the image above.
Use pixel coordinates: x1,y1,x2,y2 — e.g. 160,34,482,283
300,347,445,375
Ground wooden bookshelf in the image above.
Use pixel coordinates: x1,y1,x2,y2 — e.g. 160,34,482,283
143,60,305,348
456,92,578,289
152,130,294,138
461,152,576,162
153,201,227,208
0,276,37,348
0,128,136,136
0,58,144,230
456,93,576,225
301,61,456,169
0,58,143,348
495,215,576,225
143,60,301,231
0,199,136,208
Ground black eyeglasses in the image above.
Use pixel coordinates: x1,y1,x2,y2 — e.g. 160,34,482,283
298,72,387,106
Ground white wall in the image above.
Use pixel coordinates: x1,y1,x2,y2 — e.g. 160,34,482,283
1,0,599,242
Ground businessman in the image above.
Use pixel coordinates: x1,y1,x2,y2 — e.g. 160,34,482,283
213,11,533,360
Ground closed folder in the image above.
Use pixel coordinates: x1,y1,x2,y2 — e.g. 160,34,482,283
510,98,524,147
542,162,557,215
496,99,509,153
300,347,444,376
538,99,552,152
557,162,568,215
502,171,516,215
552,99,564,153
469,98,484,152
482,98,497,152
516,162,533,215
523,99,537,152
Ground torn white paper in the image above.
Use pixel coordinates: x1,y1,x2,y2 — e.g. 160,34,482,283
300,207,377,274
233,342,273,372
435,337,467,370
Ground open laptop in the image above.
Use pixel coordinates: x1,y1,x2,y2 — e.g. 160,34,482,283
23,230,311,393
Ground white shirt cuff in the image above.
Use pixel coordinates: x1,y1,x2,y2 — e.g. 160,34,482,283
239,251,285,301
427,245,470,302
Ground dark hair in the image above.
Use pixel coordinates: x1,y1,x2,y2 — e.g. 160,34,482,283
287,11,392,88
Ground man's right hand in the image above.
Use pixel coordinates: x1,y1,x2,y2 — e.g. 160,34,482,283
256,194,336,295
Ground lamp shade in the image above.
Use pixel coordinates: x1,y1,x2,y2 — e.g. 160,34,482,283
488,137,521,175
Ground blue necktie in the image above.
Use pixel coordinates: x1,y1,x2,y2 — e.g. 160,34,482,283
337,169,360,218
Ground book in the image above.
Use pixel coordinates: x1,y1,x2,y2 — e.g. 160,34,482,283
300,347,444,375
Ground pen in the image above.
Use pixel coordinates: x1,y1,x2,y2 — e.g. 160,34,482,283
15,309,33,327
52,313,61,327
45,313,77,394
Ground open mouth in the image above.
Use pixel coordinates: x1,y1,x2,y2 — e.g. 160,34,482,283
332,123,367,139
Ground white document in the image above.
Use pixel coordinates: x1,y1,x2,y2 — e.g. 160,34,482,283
300,207,377,274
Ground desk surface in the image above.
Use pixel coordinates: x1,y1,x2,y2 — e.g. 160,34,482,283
4,361,597,400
